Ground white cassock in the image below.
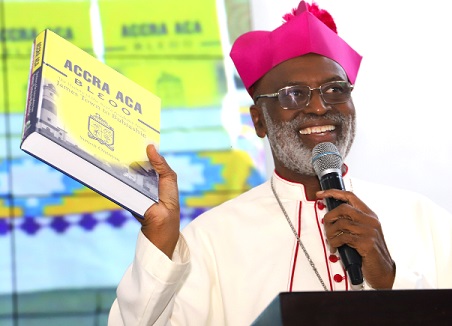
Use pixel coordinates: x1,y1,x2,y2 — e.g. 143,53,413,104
108,170,452,326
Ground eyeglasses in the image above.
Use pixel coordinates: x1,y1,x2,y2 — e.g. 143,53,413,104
254,81,354,110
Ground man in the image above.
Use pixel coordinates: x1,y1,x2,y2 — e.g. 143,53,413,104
108,1,452,325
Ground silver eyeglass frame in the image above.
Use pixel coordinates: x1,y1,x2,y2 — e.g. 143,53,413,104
254,81,354,109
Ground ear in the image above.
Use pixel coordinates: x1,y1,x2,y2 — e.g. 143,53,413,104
250,104,267,138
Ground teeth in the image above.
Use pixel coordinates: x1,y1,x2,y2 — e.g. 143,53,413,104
299,125,335,135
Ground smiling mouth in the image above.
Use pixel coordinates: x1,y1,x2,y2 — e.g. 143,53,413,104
299,125,336,135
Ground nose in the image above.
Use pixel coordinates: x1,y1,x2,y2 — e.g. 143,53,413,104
304,88,330,115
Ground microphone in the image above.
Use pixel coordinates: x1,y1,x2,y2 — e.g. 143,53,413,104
311,142,363,286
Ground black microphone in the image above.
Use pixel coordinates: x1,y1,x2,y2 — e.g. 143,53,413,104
311,142,363,286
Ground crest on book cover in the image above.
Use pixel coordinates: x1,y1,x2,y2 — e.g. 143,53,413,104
87,113,114,151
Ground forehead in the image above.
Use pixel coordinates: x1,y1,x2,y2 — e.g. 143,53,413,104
257,54,348,90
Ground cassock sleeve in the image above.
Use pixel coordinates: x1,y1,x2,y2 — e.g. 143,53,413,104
108,231,190,326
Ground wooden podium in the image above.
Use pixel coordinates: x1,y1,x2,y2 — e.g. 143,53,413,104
252,289,452,326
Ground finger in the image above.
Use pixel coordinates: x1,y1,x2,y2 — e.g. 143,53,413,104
325,224,353,242
324,214,364,243
323,204,380,234
316,189,353,204
328,231,359,253
146,144,179,211
317,189,374,215
326,230,347,253
325,213,354,225
146,144,173,177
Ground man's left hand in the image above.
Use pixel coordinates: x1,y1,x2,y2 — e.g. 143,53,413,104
317,189,396,289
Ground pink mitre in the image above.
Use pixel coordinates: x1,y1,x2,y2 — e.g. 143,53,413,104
230,1,362,95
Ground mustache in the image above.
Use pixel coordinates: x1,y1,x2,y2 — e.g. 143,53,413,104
296,111,347,125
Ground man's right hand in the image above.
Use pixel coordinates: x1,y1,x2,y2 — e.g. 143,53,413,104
138,144,180,259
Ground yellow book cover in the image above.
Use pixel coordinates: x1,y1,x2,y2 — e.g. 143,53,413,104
21,29,161,218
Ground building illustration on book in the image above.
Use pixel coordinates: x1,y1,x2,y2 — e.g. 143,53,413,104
35,78,158,200
38,82,65,139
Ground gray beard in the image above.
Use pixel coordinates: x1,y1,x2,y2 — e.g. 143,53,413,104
262,107,356,176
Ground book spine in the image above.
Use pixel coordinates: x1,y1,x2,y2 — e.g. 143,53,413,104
21,30,47,142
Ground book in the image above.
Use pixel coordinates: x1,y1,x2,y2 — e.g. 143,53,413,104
20,29,161,218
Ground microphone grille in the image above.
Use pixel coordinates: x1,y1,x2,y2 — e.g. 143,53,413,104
311,142,343,176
